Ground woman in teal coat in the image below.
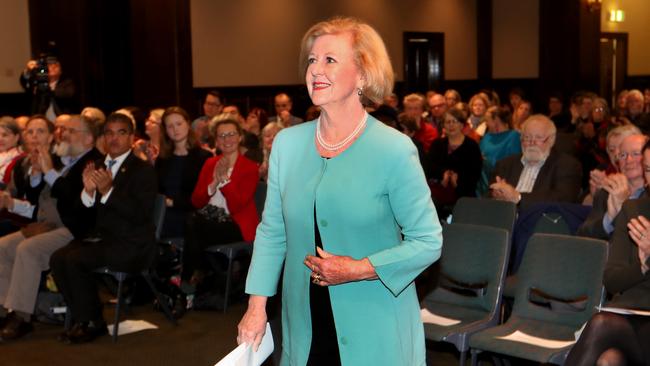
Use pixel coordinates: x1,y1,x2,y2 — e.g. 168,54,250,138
238,17,442,366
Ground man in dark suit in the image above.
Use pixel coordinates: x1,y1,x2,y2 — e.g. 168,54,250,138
50,113,157,344
489,114,582,210
0,114,101,341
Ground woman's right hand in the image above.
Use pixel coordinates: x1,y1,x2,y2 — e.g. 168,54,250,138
237,295,268,351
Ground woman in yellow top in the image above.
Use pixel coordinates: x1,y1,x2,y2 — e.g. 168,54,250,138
238,17,442,365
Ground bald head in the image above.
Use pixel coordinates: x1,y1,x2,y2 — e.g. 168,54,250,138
428,94,447,117
274,93,293,115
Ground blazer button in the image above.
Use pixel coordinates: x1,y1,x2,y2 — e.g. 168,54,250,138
320,219,328,227
340,336,348,345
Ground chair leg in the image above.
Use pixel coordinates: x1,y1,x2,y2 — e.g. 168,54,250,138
470,349,480,366
223,249,234,313
142,271,177,325
459,350,467,366
112,277,123,343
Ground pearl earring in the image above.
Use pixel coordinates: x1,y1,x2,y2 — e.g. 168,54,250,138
357,88,363,96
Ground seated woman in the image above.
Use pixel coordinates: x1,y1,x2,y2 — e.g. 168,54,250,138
467,93,489,136
427,107,482,218
155,106,212,238
133,108,164,164
258,122,283,182
565,140,650,366
0,117,24,187
578,132,647,240
183,118,259,291
477,106,521,196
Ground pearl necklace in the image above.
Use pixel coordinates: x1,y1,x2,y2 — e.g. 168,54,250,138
316,112,367,151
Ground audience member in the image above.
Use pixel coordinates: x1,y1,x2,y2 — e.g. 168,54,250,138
613,89,629,118
132,108,164,164
243,107,268,136
0,114,101,341
512,100,532,131
477,107,521,196
444,89,461,109
547,93,571,131
403,93,437,153
626,89,650,133
565,144,650,364
269,93,303,127
427,107,482,217
258,122,283,182
489,114,582,209
383,93,399,111
426,93,447,135
578,133,648,239
468,93,489,135
397,113,427,171
305,105,321,121
156,107,212,238
0,117,23,186
508,88,525,113
14,116,29,132
193,90,223,147
50,112,158,344
183,119,258,295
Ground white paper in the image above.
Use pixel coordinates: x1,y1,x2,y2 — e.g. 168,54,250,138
108,319,158,336
420,307,462,326
496,330,575,349
215,322,274,366
598,306,650,316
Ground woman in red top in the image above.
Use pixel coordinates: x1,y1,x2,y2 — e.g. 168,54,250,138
184,118,259,289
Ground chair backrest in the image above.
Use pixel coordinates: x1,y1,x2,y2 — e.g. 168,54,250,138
451,197,517,239
153,194,166,241
426,223,510,313
512,233,607,327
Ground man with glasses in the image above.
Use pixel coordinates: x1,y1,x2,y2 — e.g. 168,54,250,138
489,114,582,209
193,90,224,147
579,133,648,239
426,93,447,135
0,114,102,341
50,113,157,344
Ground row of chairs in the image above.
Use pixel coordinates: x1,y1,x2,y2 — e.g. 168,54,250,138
422,197,608,365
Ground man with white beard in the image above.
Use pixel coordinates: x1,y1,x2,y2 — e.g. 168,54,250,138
489,114,582,210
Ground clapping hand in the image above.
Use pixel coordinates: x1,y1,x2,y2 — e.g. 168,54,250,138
92,167,113,196
82,162,97,195
627,215,650,274
490,176,519,203
589,169,607,196
602,173,630,221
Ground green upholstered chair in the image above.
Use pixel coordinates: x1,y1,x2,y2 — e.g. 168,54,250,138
451,197,517,238
469,233,607,365
421,223,510,365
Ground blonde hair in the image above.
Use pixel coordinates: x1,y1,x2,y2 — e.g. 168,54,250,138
403,93,426,110
299,16,394,105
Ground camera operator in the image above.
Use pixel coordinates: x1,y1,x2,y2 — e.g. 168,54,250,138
19,55,77,121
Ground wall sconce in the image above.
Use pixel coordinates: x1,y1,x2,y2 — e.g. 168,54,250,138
587,0,602,12
609,9,625,22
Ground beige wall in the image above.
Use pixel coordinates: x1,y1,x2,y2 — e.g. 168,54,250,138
191,0,477,87
601,0,650,76
0,0,31,93
492,0,539,79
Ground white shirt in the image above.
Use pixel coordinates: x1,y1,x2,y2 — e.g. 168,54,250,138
515,157,546,193
207,167,233,214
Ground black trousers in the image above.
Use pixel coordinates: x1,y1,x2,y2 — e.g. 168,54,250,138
50,239,150,323
181,212,243,280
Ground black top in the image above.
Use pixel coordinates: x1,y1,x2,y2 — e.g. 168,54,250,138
307,207,341,366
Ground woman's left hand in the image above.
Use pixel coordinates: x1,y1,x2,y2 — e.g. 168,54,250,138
304,247,377,286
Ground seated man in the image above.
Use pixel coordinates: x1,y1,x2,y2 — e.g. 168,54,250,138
489,114,582,210
50,112,157,344
578,133,648,240
0,114,101,341
269,93,303,127
403,93,438,153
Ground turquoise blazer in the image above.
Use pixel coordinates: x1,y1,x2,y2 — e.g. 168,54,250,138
246,116,442,365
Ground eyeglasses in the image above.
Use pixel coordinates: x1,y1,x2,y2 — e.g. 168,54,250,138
204,102,222,108
443,118,460,125
217,131,239,140
521,135,552,144
619,151,642,160
593,107,605,112
58,126,88,134
431,103,446,109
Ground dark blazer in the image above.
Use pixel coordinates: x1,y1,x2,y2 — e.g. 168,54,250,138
605,197,650,309
92,152,158,265
577,189,610,240
154,146,212,211
50,148,104,239
491,149,582,210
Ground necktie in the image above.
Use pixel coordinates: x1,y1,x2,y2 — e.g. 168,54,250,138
107,159,117,173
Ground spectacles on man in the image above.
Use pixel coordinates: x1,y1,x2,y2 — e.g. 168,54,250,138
619,151,642,160
521,135,552,144
217,131,239,140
